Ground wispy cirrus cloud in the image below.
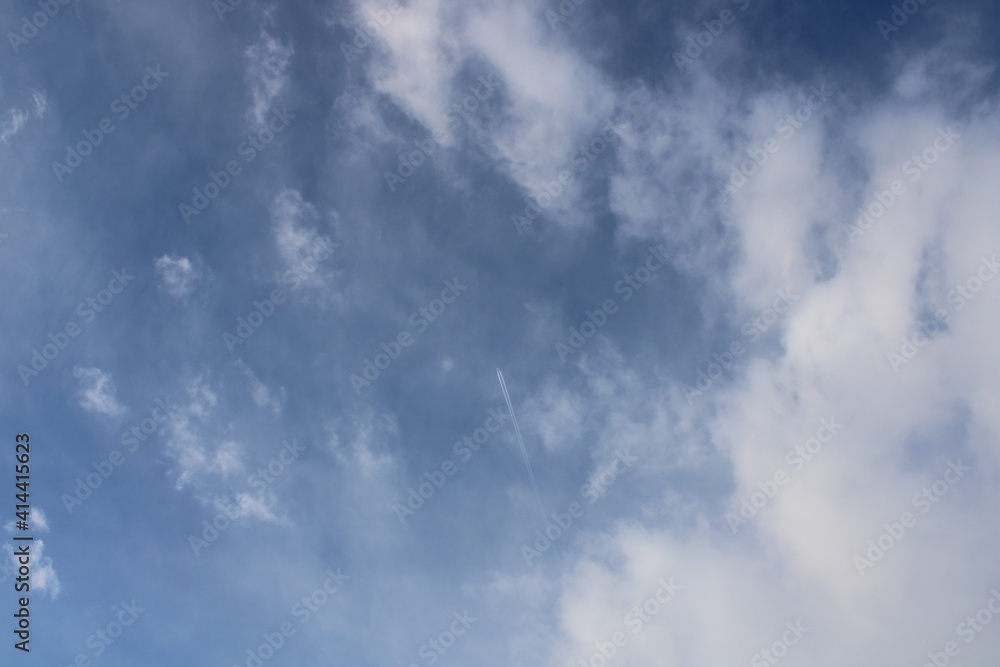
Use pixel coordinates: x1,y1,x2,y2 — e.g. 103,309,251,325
73,367,126,418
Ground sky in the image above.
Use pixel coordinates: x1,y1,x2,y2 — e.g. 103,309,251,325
2,0,1000,665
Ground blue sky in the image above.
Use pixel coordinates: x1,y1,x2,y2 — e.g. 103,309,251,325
3,0,1000,665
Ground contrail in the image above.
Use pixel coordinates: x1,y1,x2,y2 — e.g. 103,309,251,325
497,368,545,517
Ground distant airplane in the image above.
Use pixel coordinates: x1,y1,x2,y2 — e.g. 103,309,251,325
497,368,545,517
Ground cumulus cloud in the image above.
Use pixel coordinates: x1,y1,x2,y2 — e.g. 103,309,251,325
528,31,1000,667
326,4,1000,663
9,1,999,663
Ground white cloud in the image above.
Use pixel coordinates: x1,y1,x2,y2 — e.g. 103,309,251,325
464,3,616,220
3,507,49,533
356,0,455,135
269,188,338,290
271,188,321,263
73,367,126,418
3,540,60,600
29,541,60,599
230,491,283,524
234,359,285,415
0,107,29,143
356,0,618,231
0,88,47,143
29,89,47,118
328,407,396,477
244,31,294,127
160,372,306,529
210,440,245,478
523,379,587,453
329,86,396,148
531,37,1000,667
32,508,50,532
4,507,49,534
162,373,222,489
154,253,205,297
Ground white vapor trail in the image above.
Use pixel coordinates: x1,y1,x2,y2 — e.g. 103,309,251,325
497,368,545,517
